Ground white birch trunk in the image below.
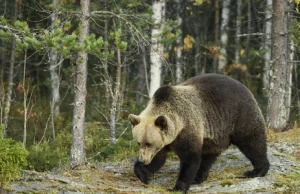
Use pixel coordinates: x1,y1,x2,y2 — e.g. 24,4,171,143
50,0,62,140
22,51,28,148
218,0,231,73
263,0,273,90
234,0,242,64
149,0,165,98
267,0,292,131
246,0,252,53
175,0,183,83
3,0,18,137
213,0,220,73
109,47,122,145
71,0,90,168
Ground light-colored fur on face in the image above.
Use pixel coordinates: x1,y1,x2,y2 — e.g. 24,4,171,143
129,114,165,165
129,86,200,165
129,100,181,165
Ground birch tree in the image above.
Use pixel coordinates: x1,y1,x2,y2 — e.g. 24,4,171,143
246,0,252,54
267,0,293,131
263,0,273,90
234,0,242,64
213,0,220,73
218,0,231,73
71,0,90,168
3,0,18,137
109,30,124,145
149,0,166,97
49,0,62,140
175,0,183,83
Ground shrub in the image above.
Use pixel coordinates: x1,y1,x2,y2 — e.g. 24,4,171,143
85,124,139,162
0,125,28,188
27,139,70,171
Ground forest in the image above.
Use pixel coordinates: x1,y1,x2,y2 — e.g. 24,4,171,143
0,0,300,193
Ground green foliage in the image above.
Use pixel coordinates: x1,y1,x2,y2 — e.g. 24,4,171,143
14,20,30,33
26,121,137,171
0,16,7,25
0,125,28,188
85,122,138,162
110,29,128,51
290,19,300,52
27,141,69,171
161,19,181,46
0,30,11,42
84,33,106,56
27,130,71,171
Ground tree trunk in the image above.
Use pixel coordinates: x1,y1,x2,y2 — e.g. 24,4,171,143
234,0,242,64
149,0,165,97
246,0,252,55
267,0,293,131
3,0,18,137
194,34,201,75
263,0,273,90
103,0,111,107
23,51,28,148
135,45,148,105
71,0,90,168
218,0,231,73
175,0,183,83
109,47,122,145
213,0,220,73
50,0,62,140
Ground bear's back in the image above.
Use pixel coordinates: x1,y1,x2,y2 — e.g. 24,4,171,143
179,74,256,109
178,74,264,141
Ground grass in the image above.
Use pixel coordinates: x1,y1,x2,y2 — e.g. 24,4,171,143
267,126,300,143
208,166,246,182
273,169,300,193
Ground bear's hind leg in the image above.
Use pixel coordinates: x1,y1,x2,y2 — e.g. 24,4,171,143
193,153,219,184
233,139,270,177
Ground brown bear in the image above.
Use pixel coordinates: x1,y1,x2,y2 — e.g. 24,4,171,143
128,74,270,193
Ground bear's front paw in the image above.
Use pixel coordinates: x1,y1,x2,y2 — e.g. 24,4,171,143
172,181,188,193
134,161,149,184
243,170,257,178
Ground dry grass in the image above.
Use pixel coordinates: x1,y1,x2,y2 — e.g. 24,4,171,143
267,126,300,143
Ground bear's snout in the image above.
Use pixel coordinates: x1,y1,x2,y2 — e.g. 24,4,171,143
138,150,154,165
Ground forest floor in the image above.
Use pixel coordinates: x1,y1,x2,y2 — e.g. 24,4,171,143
4,128,300,194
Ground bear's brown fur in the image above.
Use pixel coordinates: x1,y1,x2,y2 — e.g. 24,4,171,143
129,74,270,193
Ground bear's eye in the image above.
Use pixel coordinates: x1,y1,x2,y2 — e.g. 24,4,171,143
145,142,152,147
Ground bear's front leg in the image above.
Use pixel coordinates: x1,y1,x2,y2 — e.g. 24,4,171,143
173,152,201,193
134,161,150,184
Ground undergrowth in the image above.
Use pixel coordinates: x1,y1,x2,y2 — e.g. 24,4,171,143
0,125,28,188
27,121,138,171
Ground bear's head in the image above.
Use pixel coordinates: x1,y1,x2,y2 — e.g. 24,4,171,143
128,114,175,165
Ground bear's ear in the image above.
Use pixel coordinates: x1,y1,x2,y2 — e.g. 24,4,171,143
155,115,168,130
128,114,140,126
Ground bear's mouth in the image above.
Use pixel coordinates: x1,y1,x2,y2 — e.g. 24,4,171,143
138,154,153,165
